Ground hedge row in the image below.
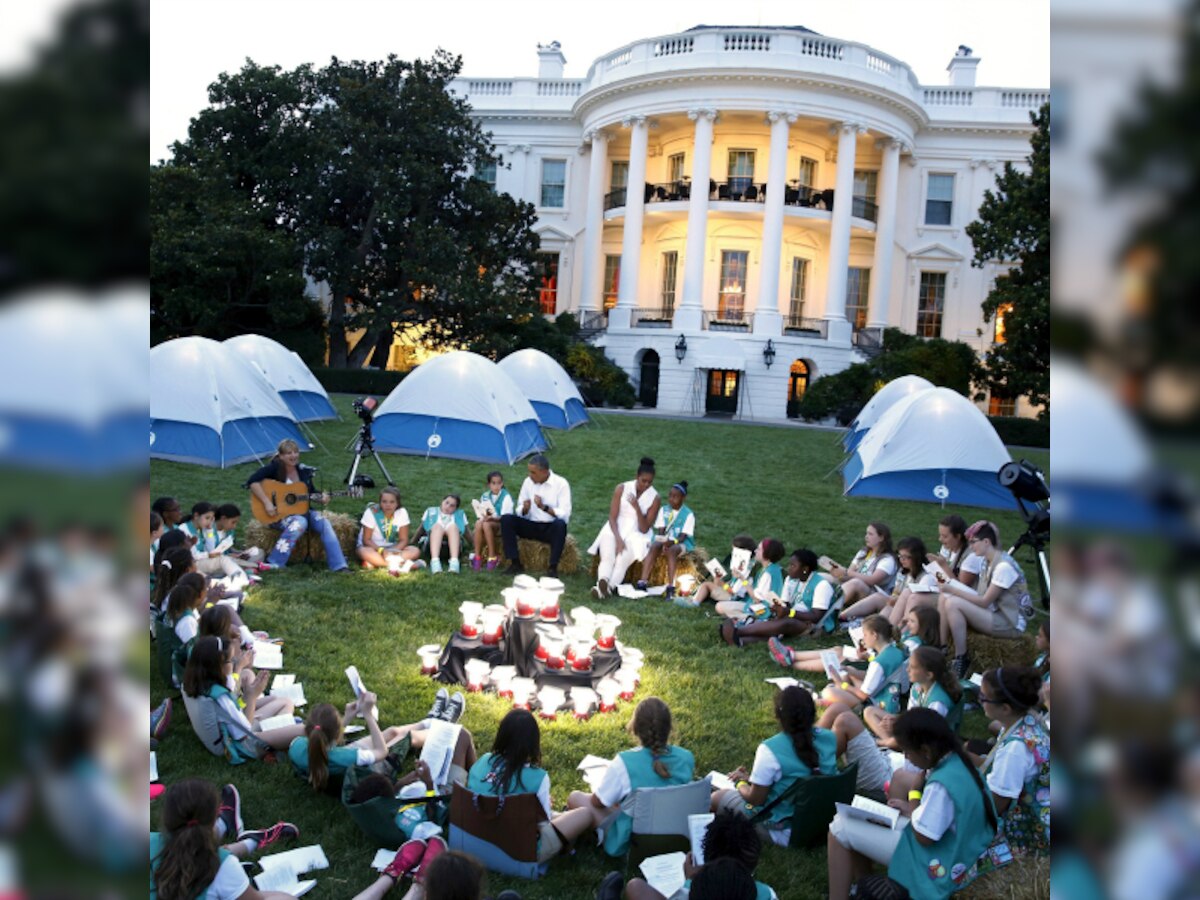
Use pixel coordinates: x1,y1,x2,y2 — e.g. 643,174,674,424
312,367,407,396
988,415,1049,448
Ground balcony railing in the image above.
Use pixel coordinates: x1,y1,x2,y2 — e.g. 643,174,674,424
783,316,829,339
601,182,877,222
644,181,692,203
710,180,768,203
783,184,826,208
578,310,609,334
851,196,879,222
603,188,627,211
633,306,675,327
852,325,885,351
703,310,752,331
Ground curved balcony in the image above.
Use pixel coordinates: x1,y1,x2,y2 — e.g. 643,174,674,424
603,182,879,223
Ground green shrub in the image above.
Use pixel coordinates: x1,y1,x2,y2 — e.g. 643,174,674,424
312,367,407,396
988,415,1049,448
565,344,635,409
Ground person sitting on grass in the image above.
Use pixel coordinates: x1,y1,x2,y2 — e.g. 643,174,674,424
865,647,961,749
414,494,470,575
151,777,299,900
720,549,834,646
471,470,514,572
350,846,525,900
181,501,252,592
213,502,263,574
817,615,908,718
356,488,423,571
685,534,757,608
636,479,695,598
715,537,785,621
828,522,898,619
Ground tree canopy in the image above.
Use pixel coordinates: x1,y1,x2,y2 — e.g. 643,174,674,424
157,50,543,365
966,103,1050,415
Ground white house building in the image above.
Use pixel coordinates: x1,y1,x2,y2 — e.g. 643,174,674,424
449,26,1046,419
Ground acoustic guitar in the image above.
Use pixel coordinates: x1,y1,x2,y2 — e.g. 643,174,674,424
250,479,363,524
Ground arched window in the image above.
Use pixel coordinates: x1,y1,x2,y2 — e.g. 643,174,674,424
787,360,810,419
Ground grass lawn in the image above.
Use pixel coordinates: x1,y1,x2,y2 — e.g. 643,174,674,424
151,397,1049,899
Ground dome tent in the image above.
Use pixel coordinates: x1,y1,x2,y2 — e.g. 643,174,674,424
843,387,1018,510
150,337,307,468
497,348,589,430
372,351,547,465
224,334,336,421
842,375,934,452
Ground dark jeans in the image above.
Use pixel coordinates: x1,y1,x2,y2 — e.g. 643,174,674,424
500,515,568,569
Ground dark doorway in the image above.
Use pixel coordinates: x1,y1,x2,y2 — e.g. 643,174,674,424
706,369,740,415
639,350,660,408
786,359,810,419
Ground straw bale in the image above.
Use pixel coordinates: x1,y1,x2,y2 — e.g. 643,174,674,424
959,853,1049,900
244,512,358,565
589,547,711,585
496,535,580,574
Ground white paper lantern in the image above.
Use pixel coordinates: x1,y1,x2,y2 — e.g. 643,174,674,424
570,686,597,719
464,658,491,692
417,644,441,675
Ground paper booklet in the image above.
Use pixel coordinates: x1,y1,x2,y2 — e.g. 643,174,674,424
909,582,940,594
257,713,298,732
471,498,496,521
688,813,714,865
577,754,612,790
254,866,315,896
371,847,400,870
638,851,687,899
272,674,296,689
645,585,668,596
848,624,866,649
704,558,727,580
271,683,307,707
820,649,845,682
615,583,647,599
765,676,800,690
730,547,752,578
215,535,235,555
817,555,836,572
252,641,283,669
150,752,158,782
887,750,907,772
420,720,463,788
344,725,366,735
706,770,735,792
836,795,902,829
968,673,984,687
345,665,378,720
258,843,329,874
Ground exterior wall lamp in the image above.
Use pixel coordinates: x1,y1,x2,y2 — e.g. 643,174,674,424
674,334,688,363
762,339,776,369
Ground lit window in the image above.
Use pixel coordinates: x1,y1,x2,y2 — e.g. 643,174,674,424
917,272,946,337
668,153,685,185
537,253,559,315
718,251,748,320
540,159,566,208
603,255,620,309
798,157,817,189
925,174,954,225
728,150,755,195
993,303,1013,343
988,393,1016,416
661,252,678,312
846,268,871,330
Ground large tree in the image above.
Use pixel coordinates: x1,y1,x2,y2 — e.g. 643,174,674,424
166,51,542,366
966,103,1050,415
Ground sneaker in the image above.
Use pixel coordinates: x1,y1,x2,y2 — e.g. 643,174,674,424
430,559,443,574
471,554,482,572
596,871,624,900
664,586,675,601
239,821,299,851
427,688,449,721
444,691,466,723
413,836,447,884
769,637,795,668
448,558,460,574
151,697,172,740
951,653,972,680
218,783,243,837
486,557,498,571
383,838,427,880
547,566,558,577
256,562,278,573
634,580,648,591
503,562,524,576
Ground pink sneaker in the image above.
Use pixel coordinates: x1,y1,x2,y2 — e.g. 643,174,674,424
413,836,447,884
384,838,427,880
471,554,482,572
768,637,795,668
486,557,498,571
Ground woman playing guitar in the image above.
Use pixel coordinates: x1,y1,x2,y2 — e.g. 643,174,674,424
244,439,350,572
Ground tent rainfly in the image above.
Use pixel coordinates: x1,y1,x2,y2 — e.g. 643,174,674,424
224,334,337,421
497,349,589,430
372,351,547,465
150,337,307,468
843,375,935,452
843,387,1018,509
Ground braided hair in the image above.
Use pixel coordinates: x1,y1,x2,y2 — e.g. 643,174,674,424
152,778,220,900
774,686,820,770
629,697,674,779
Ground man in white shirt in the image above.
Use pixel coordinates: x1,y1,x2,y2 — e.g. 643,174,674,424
500,454,572,576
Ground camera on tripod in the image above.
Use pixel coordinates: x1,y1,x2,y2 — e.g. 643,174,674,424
997,459,1051,609
352,396,378,423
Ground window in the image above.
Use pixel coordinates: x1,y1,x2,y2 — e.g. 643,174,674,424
853,170,877,203
727,150,755,195
718,251,748,320
603,255,621,309
789,258,809,320
788,360,810,403
610,161,629,189
993,302,1014,343
668,153,685,185
477,158,497,190
988,393,1016,417
846,267,871,330
537,252,559,315
798,157,817,189
540,159,566,208
660,251,678,312
925,174,954,225
917,271,946,337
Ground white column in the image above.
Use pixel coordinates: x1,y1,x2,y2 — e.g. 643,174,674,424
505,143,531,202
675,108,716,332
867,138,903,329
579,130,609,314
611,115,649,330
753,110,795,335
823,122,863,344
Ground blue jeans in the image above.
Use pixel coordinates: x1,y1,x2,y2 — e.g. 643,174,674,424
267,512,348,571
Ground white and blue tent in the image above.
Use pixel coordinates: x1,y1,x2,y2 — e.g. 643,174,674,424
224,334,337,421
150,337,307,467
842,375,934,452
497,348,589,430
372,351,547,464
843,387,1018,509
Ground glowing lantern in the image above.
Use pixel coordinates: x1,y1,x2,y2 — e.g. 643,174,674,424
464,658,491,692
481,605,506,645
595,614,621,651
490,665,517,698
597,677,620,713
459,601,483,638
616,667,638,700
570,687,597,719
510,677,536,710
537,685,565,719
416,644,441,676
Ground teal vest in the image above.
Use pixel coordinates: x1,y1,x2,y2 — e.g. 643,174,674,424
182,521,215,552
287,736,360,779
467,751,549,799
912,682,955,715
602,745,695,857
660,505,695,550
756,728,838,825
888,753,996,900
150,832,232,900
990,715,1050,855
868,644,906,713
482,488,513,516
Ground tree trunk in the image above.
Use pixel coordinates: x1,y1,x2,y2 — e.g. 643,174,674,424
368,327,394,369
347,326,384,369
327,286,348,367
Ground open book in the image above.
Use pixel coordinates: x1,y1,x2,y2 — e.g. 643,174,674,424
577,754,612,790
252,641,283,670
471,498,496,521
848,624,865,649
214,535,235,555
836,795,902,829
638,852,687,899
258,713,299,732
820,649,846,682
420,720,463,789
258,843,329,875
704,558,727,580
730,547,752,579
688,813,714,865
345,665,378,720
706,770,735,792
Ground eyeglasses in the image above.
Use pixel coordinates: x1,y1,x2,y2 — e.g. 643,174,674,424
978,694,1000,705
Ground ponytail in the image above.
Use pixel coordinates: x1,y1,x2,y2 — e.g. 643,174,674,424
629,697,673,779
166,573,206,622
911,646,961,704
912,606,941,648
774,687,820,771
153,778,221,900
154,546,193,609
306,704,341,791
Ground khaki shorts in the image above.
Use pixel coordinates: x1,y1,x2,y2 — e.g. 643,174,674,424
536,819,563,862
990,613,1026,639
714,787,754,818
708,583,732,603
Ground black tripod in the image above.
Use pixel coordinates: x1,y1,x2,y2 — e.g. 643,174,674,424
1008,501,1051,610
343,418,395,489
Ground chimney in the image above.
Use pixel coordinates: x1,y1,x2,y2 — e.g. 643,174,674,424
537,41,566,79
946,45,980,86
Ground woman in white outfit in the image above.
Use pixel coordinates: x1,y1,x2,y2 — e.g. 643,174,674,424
589,457,661,599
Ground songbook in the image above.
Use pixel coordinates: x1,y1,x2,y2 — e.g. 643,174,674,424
848,624,866,649
420,720,463,788
820,650,846,682
345,665,378,720
214,535,235,555
371,847,400,870
836,795,902,829
638,852,687,899
471,498,496,521
252,641,283,670
817,555,836,572
704,558,728,580
577,754,612,790
271,683,307,707
730,547,752,578
254,866,315,896
688,813,714,865
258,844,329,874
764,677,800,690
257,713,298,732
706,770,735,792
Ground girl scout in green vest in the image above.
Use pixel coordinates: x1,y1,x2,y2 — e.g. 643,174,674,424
821,615,908,715
724,549,836,647
715,538,786,621
637,480,696,596
567,697,696,857
709,687,839,847
472,470,514,570
826,708,998,900
151,777,299,900
417,494,471,574
466,709,596,862
865,646,962,748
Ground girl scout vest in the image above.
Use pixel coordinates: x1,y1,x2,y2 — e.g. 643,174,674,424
756,728,838,826
868,644,907,713
467,752,549,800
660,505,695,550
745,562,784,620
287,736,360,779
888,753,996,900
850,550,897,595
150,832,233,900
981,552,1032,633
991,714,1050,856
482,489,513,516
182,521,215,552
367,504,401,546
602,745,695,857
911,682,955,715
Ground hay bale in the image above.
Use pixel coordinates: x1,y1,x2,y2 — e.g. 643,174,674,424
244,512,358,565
959,853,1048,900
968,629,1039,673
589,547,711,586
496,535,580,575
